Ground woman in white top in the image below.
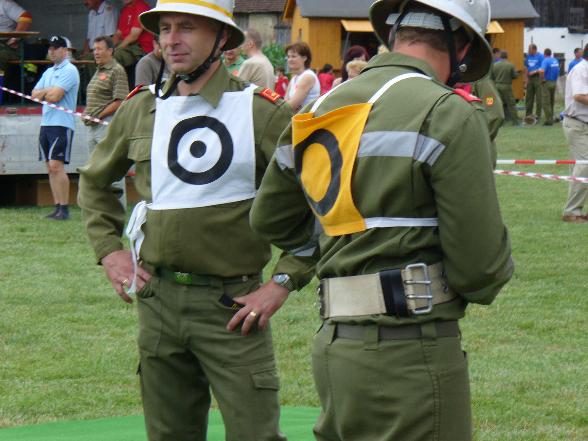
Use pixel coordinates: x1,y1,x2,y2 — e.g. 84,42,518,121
284,42,320,111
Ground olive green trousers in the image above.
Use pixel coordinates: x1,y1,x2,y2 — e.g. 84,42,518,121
114,43,144,68
136,275,287,441
311,321,472,441
496,83,520,125
541,80,557,124
525,75,542,118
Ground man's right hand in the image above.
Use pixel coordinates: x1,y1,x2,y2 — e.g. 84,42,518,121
101,250,151,304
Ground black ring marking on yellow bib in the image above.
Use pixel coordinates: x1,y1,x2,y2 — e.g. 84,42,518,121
168,116,233,185
294,129,341,216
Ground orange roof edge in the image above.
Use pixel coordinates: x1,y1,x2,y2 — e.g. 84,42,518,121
283,0,295,20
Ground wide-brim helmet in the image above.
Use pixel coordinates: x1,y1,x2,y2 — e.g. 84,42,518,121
370,0,492,82
139,0,245,50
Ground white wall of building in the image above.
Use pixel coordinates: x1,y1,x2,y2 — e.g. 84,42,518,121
525,27,587,70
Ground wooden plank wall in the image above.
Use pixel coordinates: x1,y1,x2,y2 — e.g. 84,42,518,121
307,19,342,71
290,8,342,72
492,20,525,99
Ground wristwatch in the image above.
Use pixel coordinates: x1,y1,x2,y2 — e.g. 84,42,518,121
272,273,295,292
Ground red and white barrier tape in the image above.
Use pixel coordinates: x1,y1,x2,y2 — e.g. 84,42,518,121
497,159,588,165
495,169,588,184
1,86,107,126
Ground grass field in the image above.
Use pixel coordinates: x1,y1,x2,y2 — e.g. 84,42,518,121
0,122,587,440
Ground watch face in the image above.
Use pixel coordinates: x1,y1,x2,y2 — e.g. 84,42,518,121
273,274,289,285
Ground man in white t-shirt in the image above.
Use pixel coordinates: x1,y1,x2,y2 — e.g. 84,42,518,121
237,28,275,89
82,0,118,57
562,45,588,223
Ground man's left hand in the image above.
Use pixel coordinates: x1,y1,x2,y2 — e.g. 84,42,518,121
226,281,289,336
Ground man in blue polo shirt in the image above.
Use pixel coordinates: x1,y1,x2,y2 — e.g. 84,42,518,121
524,43,544,122
540,48,560,126
568,48,582,73
32,35,80,220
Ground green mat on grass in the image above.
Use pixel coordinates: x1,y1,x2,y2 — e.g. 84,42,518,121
0,407,320,441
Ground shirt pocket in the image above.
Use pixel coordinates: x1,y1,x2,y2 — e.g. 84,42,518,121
127,136,152,199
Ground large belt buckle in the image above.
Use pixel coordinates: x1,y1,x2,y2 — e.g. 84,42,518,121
174,272,192,285
403,263,433,315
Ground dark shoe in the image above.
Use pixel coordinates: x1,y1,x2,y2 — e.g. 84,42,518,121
562,215,587,223
45,204,60,219
51,210,70,221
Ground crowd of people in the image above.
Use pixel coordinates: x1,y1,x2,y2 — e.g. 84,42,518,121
1,0,588,440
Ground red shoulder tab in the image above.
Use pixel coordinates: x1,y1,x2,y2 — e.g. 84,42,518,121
259,88,281,104
452,87,482,103
125,84,144,101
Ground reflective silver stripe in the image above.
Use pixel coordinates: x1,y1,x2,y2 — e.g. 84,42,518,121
358,131,446,166
289,243,317,257
365,217,438,228
274,144,294,170
288,219,322,256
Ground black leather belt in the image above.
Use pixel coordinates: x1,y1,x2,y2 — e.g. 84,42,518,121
332,320,460,341
158,268,260,286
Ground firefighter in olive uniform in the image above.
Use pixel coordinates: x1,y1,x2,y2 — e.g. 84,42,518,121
250,0,514,440
78,1,314,440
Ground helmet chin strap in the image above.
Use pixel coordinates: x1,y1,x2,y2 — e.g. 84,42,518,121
441,15,469,87
155,24,226,100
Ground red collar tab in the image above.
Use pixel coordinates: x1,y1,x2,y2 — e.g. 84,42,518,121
452,87,482,103
259,88,281,104
125,84,144,101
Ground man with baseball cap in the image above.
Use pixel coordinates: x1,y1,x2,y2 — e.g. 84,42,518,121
251,0,514,440
32,35,80,220
78,1,312,440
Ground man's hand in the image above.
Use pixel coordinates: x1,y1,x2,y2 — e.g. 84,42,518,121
101,250,151,303
226,281,289,335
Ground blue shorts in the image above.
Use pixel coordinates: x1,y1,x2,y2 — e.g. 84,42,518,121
38,126,74,164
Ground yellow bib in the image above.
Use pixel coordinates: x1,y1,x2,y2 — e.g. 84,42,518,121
292,73,431,237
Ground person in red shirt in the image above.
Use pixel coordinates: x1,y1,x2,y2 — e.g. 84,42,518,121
274,66,288,97
112,0,153,67
318,63,335,95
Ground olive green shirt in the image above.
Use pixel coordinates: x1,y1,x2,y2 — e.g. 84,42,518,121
491,59,520,84
472,76,504,148
251,52,514,325
78,64,314,289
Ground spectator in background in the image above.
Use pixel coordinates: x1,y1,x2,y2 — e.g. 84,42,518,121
540,48,560,126
492,50,521,126
568,47,582,73
112,0,152,68
524,43,544,122
82,0,118,57
562,44,588,223
345,59,367,80
317,63,334,94
223,46,244,76
84,35,128,208
32,36,80,221
284,41,319,111
135,36,168,86
492,47,501,62
332,45,369,87
0,0,32,102
274,65,288,97
237,28,274,89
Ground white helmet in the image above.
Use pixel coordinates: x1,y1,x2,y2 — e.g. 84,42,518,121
139,0,244,50
370,0,492,82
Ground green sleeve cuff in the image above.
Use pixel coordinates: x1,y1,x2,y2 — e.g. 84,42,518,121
272,251,317,292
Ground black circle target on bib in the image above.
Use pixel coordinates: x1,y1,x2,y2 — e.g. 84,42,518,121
294,128,342,216
168,116,233,185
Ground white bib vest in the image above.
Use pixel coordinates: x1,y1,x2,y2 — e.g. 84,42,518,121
125,84,257,292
